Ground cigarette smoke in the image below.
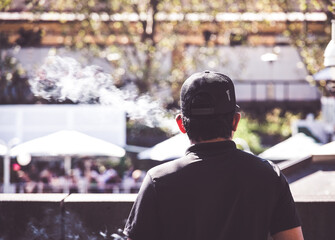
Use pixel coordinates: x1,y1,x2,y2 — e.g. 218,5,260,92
29,56,174,129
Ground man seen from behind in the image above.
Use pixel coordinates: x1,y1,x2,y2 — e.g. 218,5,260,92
123,70,304,240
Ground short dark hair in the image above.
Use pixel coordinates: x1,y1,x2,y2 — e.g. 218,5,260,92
182,111,236,142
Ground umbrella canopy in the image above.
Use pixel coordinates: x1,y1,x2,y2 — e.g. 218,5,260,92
10,130,125,158
258,133,321,161
138,134,254,161
312,141,335,161
0,143,7,156
138,133,190,161
313,67,335,81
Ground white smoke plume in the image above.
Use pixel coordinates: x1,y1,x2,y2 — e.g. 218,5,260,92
29,56,175,129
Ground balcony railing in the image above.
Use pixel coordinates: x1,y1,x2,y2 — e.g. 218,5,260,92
0,193,334,240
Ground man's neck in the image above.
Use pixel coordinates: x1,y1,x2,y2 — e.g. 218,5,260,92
191,137,232,145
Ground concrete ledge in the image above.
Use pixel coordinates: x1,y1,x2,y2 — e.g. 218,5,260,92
294,194,335,202
1,193,334,240
0,194,68,240
0,193,68,202
295,200,335,240
64,193,137,202
63,194,136,239
279,156,312,177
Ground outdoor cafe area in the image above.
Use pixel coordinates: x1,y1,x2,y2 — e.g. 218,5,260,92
1,105,335,240
0,129,145,194
1,122,335,240
1,156,145,194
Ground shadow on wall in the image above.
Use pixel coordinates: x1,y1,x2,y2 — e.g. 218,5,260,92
0,194,135,240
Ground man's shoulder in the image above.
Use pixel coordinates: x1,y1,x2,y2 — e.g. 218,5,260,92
234,149,281,177
147,155,194,179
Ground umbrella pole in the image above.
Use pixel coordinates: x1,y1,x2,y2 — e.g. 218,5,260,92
2,138,20,193
64,155,72,176
64,155,72,193
3,152,10,193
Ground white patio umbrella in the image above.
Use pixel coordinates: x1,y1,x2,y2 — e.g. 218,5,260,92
0,143,7,156
138,133,191,161
258,133,321,161
313,66,335,81
10,130,126,175
312,141,335,161
138,134,254,161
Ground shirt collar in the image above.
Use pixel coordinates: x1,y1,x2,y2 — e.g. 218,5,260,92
186,140,236,157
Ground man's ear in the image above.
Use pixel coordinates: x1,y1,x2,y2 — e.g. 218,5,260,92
232,112,241,131
176,114,187,133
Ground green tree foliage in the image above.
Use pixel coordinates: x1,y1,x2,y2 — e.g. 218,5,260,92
15,0,331,105
28,0,186,98
1,0,335,106
0,52,36,103
0,0,12,11
234,109,303,154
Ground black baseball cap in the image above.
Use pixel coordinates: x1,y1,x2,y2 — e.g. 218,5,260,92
181,70,239,118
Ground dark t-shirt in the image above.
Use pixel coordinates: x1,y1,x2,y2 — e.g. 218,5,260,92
124,140,300,240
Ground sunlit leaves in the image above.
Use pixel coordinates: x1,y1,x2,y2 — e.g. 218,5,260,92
0,0,12,11
2,0,333,105
327,3,335,15
310,0,322,10
234,109,303,154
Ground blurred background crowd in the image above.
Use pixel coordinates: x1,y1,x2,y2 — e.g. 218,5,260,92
10,158,145,194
